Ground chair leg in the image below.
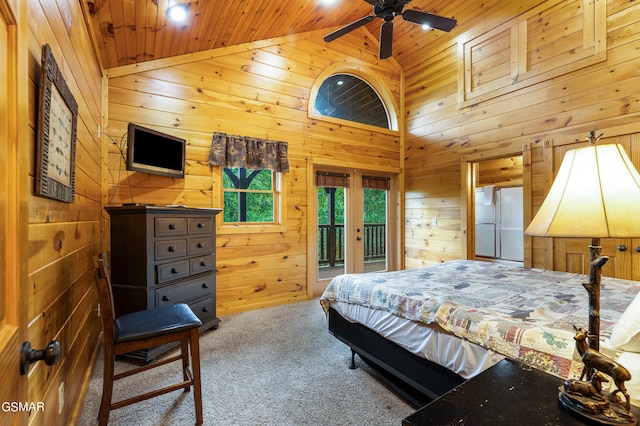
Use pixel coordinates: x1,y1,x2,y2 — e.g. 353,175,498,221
181,337,190,390
99,345,115,426
190,329,203,426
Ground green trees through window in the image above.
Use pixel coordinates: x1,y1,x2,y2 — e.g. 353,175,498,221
316,187,387,225
223,167,274,223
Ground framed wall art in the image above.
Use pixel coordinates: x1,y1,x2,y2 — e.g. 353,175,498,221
35,44,78,203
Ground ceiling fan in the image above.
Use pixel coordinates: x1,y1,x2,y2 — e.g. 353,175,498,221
323,0,457,60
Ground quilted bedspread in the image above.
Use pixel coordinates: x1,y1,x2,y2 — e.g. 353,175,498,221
320,260,640,379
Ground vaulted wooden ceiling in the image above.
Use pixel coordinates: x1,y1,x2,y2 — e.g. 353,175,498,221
82,0,481,70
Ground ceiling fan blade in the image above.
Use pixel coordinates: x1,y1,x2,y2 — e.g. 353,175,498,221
379,20,393,59
324,15,376,42
402,9,457,32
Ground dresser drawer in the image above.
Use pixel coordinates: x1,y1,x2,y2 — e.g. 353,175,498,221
155,239,187,261
188,237,212,255
155,217,187,237
189,296,215,324
156,276,214,306
191,254,215,274
188,217,213,235
156,259,190,283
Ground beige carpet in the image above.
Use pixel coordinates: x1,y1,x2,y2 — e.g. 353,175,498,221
78,298,414,425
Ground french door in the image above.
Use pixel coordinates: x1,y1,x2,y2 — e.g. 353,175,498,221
314,168,396,291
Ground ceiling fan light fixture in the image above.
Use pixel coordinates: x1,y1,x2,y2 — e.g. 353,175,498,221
166,2,188,22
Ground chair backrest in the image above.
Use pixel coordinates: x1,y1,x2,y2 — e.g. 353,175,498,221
94,252,116,342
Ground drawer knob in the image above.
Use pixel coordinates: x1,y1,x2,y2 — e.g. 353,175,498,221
198,222,205,228
202,307,209,313
197,242,204,248
169,246,176,252
200,261,207,267
171,267,178,274
163,295,171,302
202,283,209,289
169,224,176,230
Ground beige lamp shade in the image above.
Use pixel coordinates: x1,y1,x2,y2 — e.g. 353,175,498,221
525,143,640,238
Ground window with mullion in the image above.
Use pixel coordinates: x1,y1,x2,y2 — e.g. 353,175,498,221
223,167,275,223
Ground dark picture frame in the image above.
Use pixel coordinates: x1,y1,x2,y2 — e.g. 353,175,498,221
35,44,78,203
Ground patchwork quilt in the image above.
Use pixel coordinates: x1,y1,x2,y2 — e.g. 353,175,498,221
320,260,640,379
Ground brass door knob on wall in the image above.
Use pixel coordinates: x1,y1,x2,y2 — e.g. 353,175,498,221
20,340,61,375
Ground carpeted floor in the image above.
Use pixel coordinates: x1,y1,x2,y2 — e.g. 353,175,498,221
78,298,414,425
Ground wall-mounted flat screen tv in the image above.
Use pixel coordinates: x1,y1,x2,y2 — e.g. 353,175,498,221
126,123,185,178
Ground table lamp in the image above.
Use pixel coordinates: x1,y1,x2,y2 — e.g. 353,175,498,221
525,131,640,424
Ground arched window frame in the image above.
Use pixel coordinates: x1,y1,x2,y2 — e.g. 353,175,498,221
309,63,400,132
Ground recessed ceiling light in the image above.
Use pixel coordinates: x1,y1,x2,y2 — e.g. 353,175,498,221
167,3,188,22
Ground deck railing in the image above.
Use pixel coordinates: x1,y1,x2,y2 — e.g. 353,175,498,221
318,224,385,266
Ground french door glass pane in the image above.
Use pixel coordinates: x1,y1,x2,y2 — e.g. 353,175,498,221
318,186,345,280
363,187,387,273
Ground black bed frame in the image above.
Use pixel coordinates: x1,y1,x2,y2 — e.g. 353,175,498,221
328,307,465,407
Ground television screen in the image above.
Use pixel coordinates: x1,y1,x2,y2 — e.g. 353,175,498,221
126,123,185,178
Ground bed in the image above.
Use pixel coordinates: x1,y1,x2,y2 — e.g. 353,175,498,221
320,260,640,407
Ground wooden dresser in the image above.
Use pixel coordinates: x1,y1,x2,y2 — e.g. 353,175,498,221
105,205,222,361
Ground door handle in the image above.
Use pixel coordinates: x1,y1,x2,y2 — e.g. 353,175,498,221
20,340,61,375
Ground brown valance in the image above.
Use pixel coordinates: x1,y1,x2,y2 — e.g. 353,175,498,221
208,132,290,172
362,175,390,190
316,171,350,188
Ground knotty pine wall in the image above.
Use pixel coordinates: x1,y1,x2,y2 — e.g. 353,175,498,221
104,29,402,315
26,0,104,424
404,0,640,272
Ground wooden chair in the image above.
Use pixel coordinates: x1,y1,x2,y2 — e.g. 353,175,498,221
94,252,203,425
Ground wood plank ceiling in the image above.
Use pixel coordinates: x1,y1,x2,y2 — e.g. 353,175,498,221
83,0,475,71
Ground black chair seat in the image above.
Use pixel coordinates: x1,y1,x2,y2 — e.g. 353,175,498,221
114,303,202,343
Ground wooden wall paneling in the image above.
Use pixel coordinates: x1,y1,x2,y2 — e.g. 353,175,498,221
476,156,523,187
458,0,606,107
540,140,555,270
106,35,402,314
404,0,640,271
395,0,528,68
526,140,547,269
626,134,640,280
460,160,474,260
27,263,99,420
410,26,640,159
275,40,334,70
523,144,533,267
27,0,104,424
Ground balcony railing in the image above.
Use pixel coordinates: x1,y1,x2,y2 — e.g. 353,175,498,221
318,224,385,266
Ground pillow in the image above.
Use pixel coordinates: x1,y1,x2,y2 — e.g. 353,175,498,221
617,352,640,407
609,291,640,353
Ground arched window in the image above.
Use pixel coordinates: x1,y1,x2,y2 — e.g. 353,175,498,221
313,74,390,129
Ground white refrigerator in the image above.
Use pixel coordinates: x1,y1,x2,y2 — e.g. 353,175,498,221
475,186,523,262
